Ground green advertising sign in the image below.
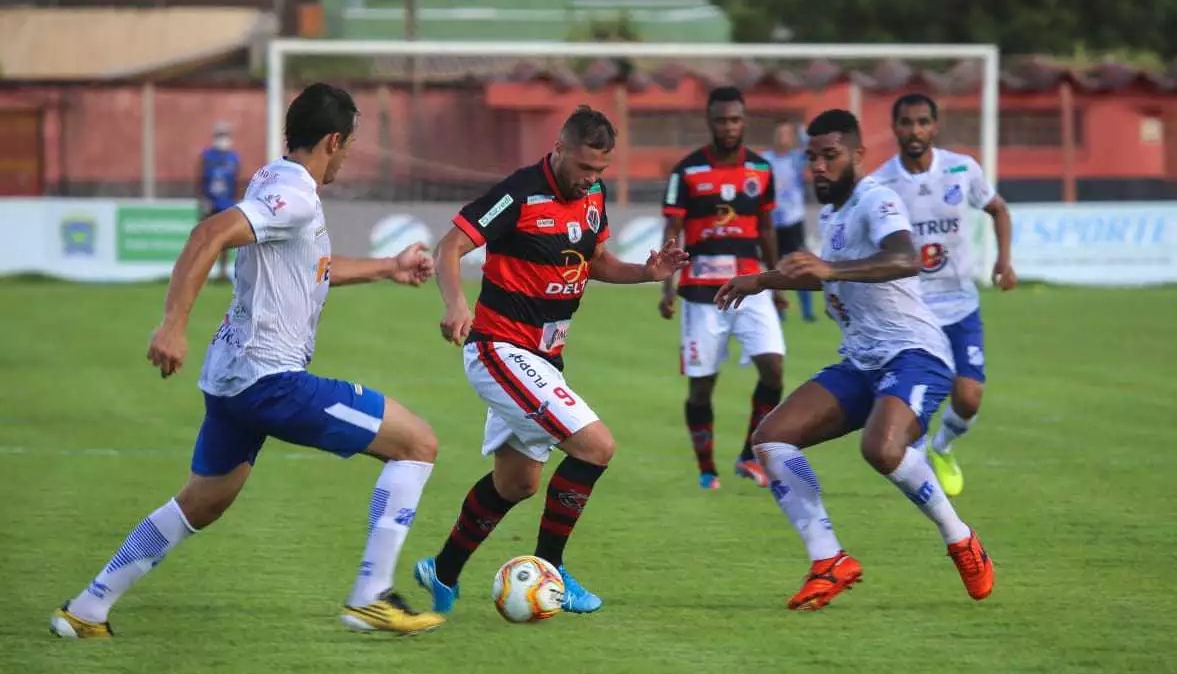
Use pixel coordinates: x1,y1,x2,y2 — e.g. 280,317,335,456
116,204,198,262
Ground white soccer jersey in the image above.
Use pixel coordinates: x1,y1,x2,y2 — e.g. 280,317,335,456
871,148,997,325
817,177,954,371
198,158,331,397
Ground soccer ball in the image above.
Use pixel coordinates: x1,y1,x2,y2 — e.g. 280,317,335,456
491,555,565,623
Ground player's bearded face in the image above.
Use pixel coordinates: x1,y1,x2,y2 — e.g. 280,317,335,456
554,143,611,199
708,101,745,153
894,103,937,159
808,135,858,205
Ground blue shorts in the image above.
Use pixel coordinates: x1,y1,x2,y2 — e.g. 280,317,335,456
942,310,986,383
812,349,953,434
192,371,386,476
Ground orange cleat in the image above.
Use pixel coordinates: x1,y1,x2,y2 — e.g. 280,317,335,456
947,530,994,600
787,552,862,611
735,459,769,487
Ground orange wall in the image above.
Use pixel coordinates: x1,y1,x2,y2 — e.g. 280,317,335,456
487,79,1172,183
0,81,1170,194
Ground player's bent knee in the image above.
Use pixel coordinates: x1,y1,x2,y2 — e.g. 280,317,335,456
859,436,904,474
494,470,540,502
686,376,717,405
560,421,616,467
953,381,984,419
754,355,784,384
367,400,439,463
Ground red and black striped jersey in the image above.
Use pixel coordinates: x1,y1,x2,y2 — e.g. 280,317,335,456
453,155,610,370
661,146,776,303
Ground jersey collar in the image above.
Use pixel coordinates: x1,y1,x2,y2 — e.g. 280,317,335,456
703,144,746,167
893,147,941,181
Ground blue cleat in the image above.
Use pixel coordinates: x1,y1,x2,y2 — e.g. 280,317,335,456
558,566,602,613
698,473,721,490
413,557,460,614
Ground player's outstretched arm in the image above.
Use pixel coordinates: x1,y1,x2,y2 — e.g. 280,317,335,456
435,228,478,346
808,230,920,282
329,243,435,287
590,238,689,285
147,208,257,377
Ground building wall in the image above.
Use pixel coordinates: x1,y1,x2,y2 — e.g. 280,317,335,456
0,81,1173,201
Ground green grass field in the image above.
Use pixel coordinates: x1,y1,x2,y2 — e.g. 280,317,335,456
2,278,1176,674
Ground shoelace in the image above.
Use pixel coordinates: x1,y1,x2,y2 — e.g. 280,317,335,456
951,544,983,575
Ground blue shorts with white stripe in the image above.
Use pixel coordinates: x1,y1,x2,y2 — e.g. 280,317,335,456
191,371,385,476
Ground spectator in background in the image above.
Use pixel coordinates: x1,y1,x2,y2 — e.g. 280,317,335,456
762,120,816,322
198,122,241,282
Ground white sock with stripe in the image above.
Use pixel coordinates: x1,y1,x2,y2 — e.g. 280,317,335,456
756,442,842,562
68,498,196,623
886,446,970,544
931,406,975,455
346,460,434,607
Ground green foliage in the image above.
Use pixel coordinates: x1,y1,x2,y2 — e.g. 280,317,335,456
710,0,1177,60
564,10,642,43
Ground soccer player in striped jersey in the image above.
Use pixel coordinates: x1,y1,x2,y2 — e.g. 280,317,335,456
50,84,445,639
660,86,786,490
414,106,689,616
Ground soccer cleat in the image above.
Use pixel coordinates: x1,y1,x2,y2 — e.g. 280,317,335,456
698,473,721,490
341,589,445,635
929,449,965,497
558,566,603,613
49,603,113,639
413,557,460,614
787,552,863,611
734,459,769,487
947,530,994,600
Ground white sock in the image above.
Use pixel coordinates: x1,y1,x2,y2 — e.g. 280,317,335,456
931,406,975,455
346,460,433,607
69,498,196,623
756,442,842,561
887,446,970,544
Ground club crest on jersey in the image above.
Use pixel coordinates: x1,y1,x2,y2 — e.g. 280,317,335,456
743,175,761,198
920,242,948,272
720,183,737,201
830,223,846,250
585,204,601,233
259,193,286,216
566,221,583,243
944,184,963,205
918,183,932,197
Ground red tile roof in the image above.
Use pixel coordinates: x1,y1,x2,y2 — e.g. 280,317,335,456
397,55,1177,93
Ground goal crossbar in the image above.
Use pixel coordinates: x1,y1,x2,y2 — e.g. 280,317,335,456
265,38,1000,181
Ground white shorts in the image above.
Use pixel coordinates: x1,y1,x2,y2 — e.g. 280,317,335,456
680,290,786,378
463,341,600,463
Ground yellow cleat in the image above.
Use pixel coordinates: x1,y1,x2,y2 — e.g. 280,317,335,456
49,604,114,639
929,449,964,497
340,590,445,636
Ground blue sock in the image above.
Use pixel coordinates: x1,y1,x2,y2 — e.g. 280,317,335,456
798,290,814,319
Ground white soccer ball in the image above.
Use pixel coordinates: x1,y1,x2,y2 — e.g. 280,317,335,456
491,555,565,623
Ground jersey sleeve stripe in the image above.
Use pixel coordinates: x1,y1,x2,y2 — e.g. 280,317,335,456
453,213,486,246
662,206,687,217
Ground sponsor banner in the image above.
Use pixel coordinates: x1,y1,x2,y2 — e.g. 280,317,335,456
1010,202,1177,285
3,198,1175,286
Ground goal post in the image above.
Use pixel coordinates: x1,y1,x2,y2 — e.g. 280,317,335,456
265,39,1001,282
266,39,999,178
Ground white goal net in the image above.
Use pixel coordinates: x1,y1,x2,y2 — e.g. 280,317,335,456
265,39,1000,277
